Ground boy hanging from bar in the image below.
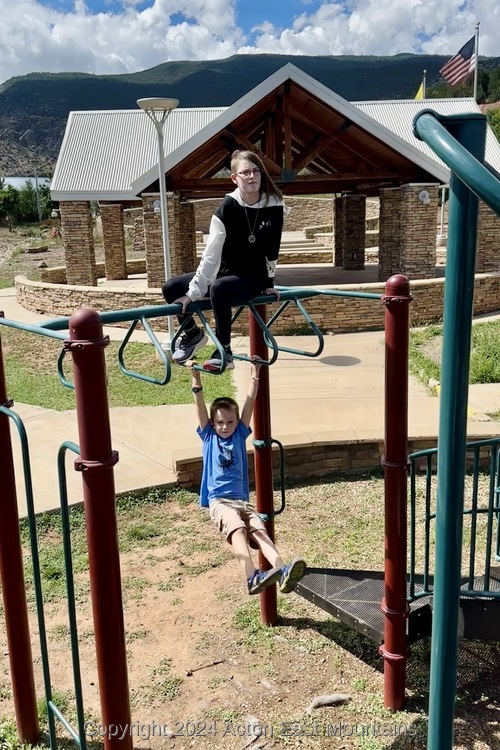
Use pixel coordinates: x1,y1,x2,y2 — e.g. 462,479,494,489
188,356,306,595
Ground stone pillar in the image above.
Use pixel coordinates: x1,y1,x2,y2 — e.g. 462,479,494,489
143,193,197,288
334,197,344,267
132,216,145,253
378,188,402,281
169,196,197,276
342,194,366,270
143,194,165,288
476,200,500,272
60,201,97,286
400,184,439,279
100,204,127,280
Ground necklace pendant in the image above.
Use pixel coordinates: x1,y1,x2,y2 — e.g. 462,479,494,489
248,234,256,243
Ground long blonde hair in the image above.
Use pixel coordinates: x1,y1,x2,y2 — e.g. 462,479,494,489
231,149,283,205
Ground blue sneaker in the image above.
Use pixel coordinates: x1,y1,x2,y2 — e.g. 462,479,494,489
279,557,307,593
247,566,282,595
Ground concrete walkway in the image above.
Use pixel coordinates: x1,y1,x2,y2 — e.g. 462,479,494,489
1,286,499,518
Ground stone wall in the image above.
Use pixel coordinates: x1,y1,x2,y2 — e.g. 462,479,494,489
192,197,334,233
173,434,491,487
16,272,500,334
400,185,440,280
476,201,500,272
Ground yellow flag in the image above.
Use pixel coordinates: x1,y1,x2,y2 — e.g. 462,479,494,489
414,82,424,100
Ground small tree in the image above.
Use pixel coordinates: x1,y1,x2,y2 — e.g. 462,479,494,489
0,185,20,230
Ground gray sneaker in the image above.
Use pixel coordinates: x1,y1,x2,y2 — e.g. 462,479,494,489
203,346,234,372
172,327,208,363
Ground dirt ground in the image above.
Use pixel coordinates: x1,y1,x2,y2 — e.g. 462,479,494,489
1,477,500,750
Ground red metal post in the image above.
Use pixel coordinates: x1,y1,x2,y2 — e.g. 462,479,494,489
67,309,132,750
379,274,412,711
0,326,39,744
249,305,278,626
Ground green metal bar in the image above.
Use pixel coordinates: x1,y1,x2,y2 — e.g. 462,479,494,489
266,298,325,358
231,304,281,365
423,454,432,593
414,110,500,216
0,405,57,749
0,315,67,340
496,447,500,561
468,448,480,588
190,309,227,374
276,286,383,300
57,348,75,390
409,460,417,598
57,441,87,750
252,438,286,520
117,318,171,385
37,289,329,332
414,110,487,750
483,447,497,590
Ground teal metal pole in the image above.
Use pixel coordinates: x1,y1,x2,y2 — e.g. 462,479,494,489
414,111,487,750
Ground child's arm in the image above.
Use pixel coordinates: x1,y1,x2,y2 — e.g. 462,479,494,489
188,361,209,430
240,357,261,427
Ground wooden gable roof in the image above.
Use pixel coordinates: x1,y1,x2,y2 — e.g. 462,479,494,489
136,65,445,199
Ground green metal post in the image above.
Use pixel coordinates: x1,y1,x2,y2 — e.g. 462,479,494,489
414,112,487,750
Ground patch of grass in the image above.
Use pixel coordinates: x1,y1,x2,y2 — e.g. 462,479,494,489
408,325,442,388
410,320,500,388
232,599,279,651
0,328,234,410
126,629,149,643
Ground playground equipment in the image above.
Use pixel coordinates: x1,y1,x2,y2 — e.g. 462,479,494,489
0,280,406,749
1,109,499,750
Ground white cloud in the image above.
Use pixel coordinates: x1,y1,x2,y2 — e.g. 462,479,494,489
0,0,498,85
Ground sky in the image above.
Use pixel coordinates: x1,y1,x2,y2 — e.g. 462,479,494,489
0,0,498,86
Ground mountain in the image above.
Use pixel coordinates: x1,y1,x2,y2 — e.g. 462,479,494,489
1,53,500,177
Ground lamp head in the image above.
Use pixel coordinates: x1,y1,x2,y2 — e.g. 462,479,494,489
137,98,179,113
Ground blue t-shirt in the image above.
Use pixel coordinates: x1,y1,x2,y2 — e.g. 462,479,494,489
197,420,252,507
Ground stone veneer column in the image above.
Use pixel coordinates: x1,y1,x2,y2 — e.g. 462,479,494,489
476,200,500,272
342,195,366,270
378,188,402,281
100,204,127,280
60,201,97,286
132,216,145,253
334,196,344,267
168,196,197,276
143,193,197,287
399,184,439,280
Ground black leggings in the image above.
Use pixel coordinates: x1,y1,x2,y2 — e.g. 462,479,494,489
162,273,263,346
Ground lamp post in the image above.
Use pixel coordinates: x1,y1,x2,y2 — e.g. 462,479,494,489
137,97,179,352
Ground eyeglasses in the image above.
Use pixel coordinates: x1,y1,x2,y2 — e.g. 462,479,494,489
236,168,262,178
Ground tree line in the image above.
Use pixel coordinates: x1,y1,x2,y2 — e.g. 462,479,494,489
0,179,52,228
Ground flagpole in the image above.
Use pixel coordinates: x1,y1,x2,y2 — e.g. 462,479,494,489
473,21,480,101
423,69,427,98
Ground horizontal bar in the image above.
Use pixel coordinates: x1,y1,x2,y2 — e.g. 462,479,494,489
0,316,68,340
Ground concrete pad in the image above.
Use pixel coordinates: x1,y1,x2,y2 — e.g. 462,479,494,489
468,384,500,416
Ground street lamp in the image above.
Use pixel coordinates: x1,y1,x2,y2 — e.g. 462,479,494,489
137,97,179,352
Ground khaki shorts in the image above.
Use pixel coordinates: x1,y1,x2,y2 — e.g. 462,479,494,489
209,499,266,547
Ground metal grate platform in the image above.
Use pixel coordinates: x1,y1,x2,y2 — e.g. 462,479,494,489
297,567,500,645
295,568,432,645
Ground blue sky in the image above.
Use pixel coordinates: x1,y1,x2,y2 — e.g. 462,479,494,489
0,0,497,85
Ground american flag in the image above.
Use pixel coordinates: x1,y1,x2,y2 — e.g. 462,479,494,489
439,36,476,86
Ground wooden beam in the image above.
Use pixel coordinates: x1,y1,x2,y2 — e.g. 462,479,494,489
284,80,292,171
224,126,281,174
294,123,353,172
274,95,284,170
